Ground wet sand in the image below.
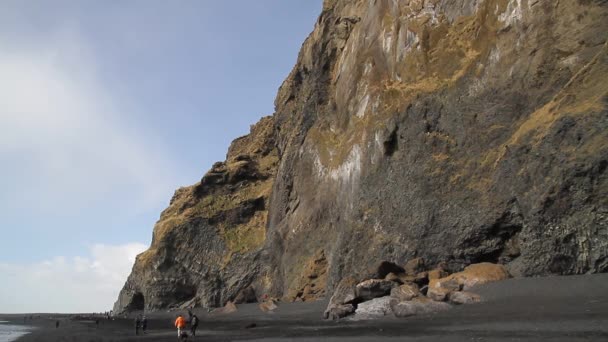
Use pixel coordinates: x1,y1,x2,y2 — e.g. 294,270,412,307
4,273,608,341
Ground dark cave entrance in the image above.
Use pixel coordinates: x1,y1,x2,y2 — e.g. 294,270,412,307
130,292,145,311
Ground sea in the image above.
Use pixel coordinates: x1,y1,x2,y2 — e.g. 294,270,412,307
0,321,31,342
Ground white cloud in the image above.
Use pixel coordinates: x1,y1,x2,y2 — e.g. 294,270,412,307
0,28,176,216
0,243,147,313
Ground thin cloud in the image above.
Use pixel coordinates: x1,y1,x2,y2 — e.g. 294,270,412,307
0,243,147,313
0,28,176,216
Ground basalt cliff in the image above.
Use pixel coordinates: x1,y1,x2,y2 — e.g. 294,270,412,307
115,0,608,312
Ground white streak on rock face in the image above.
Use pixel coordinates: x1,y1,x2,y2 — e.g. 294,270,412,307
498,0,522,27
489,47,501,66
329,145,362,185
356,94,370,118
371,95,380,114
313,145,363,192
397,27,419,61
382,28,393,54
363,61,373,75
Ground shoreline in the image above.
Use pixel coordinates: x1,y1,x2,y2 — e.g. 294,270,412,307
3,273,608,341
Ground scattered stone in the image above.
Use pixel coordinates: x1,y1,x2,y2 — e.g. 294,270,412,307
244,322,257,329
324,277,358,319
259,300,278,313
397,274,416,284
390,283,421,302
324,304,355,320
390,297,451,318
355,279,398,301
414,272,429,286
430,278,461,292
427,286,451,302
385,272,403,284
404,258,425,275
428,269,449,280
449,291,481,305
351,296,393,320
433,263,510,290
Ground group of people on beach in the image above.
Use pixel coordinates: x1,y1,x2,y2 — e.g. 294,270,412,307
175,309,199,340
134,314,147,335
132,309,198,339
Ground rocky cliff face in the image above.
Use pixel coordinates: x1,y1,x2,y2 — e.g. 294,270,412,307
115,0,608,312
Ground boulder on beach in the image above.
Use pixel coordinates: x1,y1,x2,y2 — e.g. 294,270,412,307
390,297,451,318
384,272,403,284
427,286,451,302
390,283,421,302
431,263,510,291
324,304,355,320
428,269,448,280
329,277,358,305
351,296,393,320
355,279,398,301
449,291,481,305
259,300,278,313
323,277,358,320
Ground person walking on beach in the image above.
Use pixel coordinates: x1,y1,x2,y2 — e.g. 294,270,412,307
55,320,60,329
135,315,141,335
175,314,187,338
190,314,199,337
142,316,148,334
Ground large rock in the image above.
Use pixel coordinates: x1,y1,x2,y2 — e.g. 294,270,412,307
390,297,451,318
428,269,449,281
351,296,393,320
323,277,358,319
324,304,355,320
259,300,278,313
115,0,608,312
327,277,357,306
355,279,398,301
427,286,452,302
390,284,421,302
430,263,510,291
449,291,481,305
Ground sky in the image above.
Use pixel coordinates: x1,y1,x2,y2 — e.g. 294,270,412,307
0,0,323,313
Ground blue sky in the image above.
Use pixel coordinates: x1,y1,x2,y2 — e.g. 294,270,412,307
0,0,322,313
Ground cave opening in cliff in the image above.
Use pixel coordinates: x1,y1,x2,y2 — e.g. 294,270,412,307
383,128,398,156
130,292,145,311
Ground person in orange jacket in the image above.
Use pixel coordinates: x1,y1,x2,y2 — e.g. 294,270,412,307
174,314,187,338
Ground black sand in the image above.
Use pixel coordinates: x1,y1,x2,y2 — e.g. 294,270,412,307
4,273,608,341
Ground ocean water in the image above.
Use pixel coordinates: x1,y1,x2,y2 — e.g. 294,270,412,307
0,321,32,342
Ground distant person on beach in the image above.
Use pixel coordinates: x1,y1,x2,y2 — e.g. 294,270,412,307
190,314,199,336
142,316,148,334
135,315,141,335
55,320,59,328
175,314,187,338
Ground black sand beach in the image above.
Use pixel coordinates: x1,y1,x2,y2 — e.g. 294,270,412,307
4,273,608,342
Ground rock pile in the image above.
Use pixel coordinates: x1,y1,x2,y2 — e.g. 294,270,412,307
324,260,509,320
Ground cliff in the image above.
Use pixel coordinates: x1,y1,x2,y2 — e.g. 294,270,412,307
115,0,608,312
